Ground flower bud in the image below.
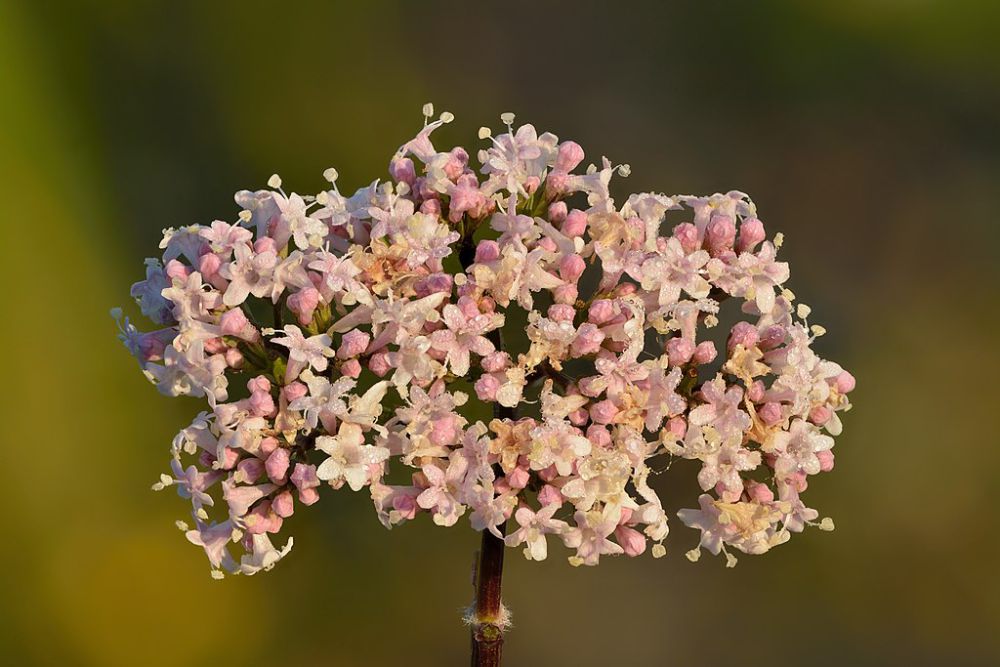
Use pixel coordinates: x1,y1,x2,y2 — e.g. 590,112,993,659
835,371,856,394
547,201,568,223
555,141,585,172
562,210,588,237
728,321,759,352
692,341,717,365
272,490,295,518
341,359,362,378
673,222,700,254
338,329,371,359
475,240,501,263
537,484,563,506
759,402,783,426
737,217,766,253
559,254,586,282
265,447,290,484
666,337,695,366
615,525,647,557
705,215,736,256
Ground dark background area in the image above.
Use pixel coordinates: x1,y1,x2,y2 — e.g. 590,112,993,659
1,1,998,665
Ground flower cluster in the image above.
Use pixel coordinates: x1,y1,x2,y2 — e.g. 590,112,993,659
115,106,854,577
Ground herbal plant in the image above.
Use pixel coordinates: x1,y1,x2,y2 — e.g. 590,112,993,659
115,106,854,665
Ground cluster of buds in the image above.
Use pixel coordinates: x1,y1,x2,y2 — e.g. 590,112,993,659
115,105,854,577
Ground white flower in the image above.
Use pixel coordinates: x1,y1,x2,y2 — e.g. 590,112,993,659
316,423,390,491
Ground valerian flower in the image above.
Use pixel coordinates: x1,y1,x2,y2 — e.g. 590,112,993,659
116,106,853,579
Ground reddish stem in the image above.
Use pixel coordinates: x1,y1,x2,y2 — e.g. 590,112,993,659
471,522,508,666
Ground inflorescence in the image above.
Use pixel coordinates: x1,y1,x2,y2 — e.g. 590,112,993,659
115,105,854,577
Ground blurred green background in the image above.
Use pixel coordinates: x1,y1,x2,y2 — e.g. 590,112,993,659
2,1,998,665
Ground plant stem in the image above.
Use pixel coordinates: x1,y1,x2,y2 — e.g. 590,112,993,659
471,521,508,666
460,223,514,666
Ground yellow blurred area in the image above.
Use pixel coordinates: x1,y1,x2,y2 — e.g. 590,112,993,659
1,1,997,665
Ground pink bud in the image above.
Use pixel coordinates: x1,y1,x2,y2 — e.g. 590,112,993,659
816,449,835,472
555,141,585,172
283,382,308,402
457,295,480,319
747,380,766,403
692,341,717,365
288,287,321,327
420,198,441,216
164,259,191,281
571,323,605,357
809,405,832,425
552,283,578,305
728,321,760,352
224,348,243,368
299,487,320,505
220,308,259,342
538,465,559,482
260,436,280,457
475,240,501,263
254,237,277,254
290,463,319,490
247,375,271,393
615,525,647,557
568,408,589,426
248,389,275,417
475,374,500,401
562,210,588,237
590,398,620,424
666,416,687,439
415,272,454,297
547,201,568,223
338,329,371,359
588,299,615,325
237,458,264,484
204,337,227,354
445,147,469,178
265,448,290,484
545,171,570,197
759,402,783,426
524,176,540,195
368,352,391,377
390,157,416,185
558,254,586,282
393,494,418,520
705,215,736,256
667,337,695,366
585,425,612,448
219,447,240,470
272,490,295,518
673,222,700,254
245,502,273,534
480,352,511,373
199,252,222,278
615,282,637,297
737,217,766,253
547,304,576,322
758,325,786,350
429,415,459,447
746,480,775,503
341,359,362,378
537,484,563,506
507,466,530,490
835,371,856,394
577,376,604,398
